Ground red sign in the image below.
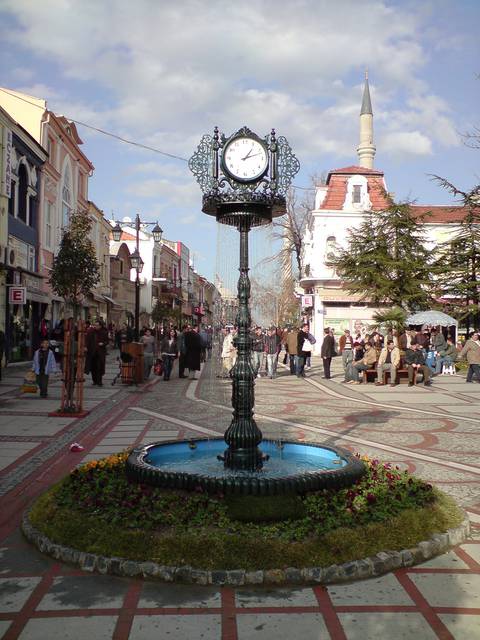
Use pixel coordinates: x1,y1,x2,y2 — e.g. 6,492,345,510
9,286,26,304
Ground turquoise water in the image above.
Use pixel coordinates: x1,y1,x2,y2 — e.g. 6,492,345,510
143,439,347,479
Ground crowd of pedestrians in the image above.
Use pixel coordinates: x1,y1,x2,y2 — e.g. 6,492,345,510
25,315,480,393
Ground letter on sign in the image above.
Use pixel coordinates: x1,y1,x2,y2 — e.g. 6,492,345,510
8,287,26,305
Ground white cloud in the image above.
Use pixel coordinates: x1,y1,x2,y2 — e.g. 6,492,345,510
1,0,461,164
380,131,433,157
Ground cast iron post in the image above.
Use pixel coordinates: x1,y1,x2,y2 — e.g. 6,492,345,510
223,216,263,470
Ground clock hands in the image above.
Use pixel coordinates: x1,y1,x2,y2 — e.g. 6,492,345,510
241,147,262,161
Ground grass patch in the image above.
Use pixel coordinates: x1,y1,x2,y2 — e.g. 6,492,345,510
27,453,465,571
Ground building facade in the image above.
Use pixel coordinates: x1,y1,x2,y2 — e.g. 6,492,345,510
300,74,466,353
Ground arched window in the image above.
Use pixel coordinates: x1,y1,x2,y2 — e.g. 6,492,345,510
326,236,338,268
61,163,73,227
18,164,28,222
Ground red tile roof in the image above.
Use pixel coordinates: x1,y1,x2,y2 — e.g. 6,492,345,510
410,205,467,223
326,166,384,183
320,173,389,210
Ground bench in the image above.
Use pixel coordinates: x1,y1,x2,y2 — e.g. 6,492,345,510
383,368,413,385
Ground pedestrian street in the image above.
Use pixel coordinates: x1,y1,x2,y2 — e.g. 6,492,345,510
0,354,478,639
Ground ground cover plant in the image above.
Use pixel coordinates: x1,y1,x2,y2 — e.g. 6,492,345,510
29,452,464,570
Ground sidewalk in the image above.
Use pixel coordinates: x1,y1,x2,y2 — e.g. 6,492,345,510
0,356,478,639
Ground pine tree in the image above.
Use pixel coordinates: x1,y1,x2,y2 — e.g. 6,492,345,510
329,195,435,310
431,178,480,332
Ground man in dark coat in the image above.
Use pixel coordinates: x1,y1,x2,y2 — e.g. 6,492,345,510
184,326,202,379
320,327,336,379
85,320,109,386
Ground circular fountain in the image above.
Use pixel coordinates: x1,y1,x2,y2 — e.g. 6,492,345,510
126,126,366,495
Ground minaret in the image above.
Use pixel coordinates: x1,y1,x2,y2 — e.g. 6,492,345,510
357,70,376,169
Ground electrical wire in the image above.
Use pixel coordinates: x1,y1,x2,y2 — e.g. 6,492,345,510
0,86,315,190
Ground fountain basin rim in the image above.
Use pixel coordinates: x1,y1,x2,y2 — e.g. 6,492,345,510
126,438,366,496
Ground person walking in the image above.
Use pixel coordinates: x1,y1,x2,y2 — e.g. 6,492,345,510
177,325,189,378
320,327,335,379
264,326,281,379
297,324,316,378
221,328,237,378
85,320,109,386
459,332,480,382
32,339,57,398
405,342,432,387
339,329,353,381
251,326,264,378
160,329,178,381
284,326,299,375
185,325,202,380
140,328,155,379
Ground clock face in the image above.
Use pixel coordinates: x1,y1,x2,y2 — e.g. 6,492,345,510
223,136,268,182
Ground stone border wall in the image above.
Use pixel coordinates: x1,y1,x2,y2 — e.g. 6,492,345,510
21,508,470,586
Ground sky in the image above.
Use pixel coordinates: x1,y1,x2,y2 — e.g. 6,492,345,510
0,0,478,281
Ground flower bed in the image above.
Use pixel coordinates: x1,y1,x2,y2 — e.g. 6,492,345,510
27,452,465,573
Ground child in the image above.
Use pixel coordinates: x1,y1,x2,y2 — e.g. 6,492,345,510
32,339,57,398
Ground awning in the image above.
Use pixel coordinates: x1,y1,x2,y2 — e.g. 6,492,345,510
103,295,122,307
26,290,50,304
406,311,458,327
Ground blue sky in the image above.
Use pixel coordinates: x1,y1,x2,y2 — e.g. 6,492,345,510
0,0,479,281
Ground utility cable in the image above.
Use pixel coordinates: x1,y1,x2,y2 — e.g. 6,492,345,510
0,86,315,189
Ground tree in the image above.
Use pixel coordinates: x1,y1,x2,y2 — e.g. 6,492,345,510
50,210,100,313
371,307,407,333
431,178,480,332
49,210,99,412
329,195,435,310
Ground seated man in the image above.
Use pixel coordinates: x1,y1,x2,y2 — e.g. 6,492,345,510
434,337,457,374
376,339,401,387
346,342,377,384
405,342,431,387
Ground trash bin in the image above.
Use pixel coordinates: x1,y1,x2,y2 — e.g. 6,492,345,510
121,342,144,384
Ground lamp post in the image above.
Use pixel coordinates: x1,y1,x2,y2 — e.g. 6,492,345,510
111,215,163,341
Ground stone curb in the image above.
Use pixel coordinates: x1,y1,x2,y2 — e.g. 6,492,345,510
21,509,471,586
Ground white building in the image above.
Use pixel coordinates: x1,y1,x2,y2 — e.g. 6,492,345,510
300,74,466,353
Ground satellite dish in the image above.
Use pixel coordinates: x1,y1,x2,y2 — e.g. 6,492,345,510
122,216,132,223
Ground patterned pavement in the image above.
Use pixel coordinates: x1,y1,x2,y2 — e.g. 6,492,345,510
0,354,478,639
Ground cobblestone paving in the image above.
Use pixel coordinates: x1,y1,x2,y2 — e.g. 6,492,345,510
0,355,478,639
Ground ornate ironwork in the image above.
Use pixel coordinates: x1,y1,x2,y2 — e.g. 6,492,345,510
189,126,300,471
189,126,300,226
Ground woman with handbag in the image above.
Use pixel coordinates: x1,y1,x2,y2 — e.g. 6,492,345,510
297,324,315,378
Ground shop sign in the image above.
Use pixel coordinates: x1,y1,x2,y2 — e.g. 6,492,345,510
8,286,26,305
1,128,12,198
301,295,313,307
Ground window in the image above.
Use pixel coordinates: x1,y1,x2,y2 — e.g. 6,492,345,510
45,201,53,248
326,236,337,263
18,164,28,222
61,164,72,227
353,185,362,204
28,245,35,272
8,181,15,216
29,195,36,227
119,259,124,275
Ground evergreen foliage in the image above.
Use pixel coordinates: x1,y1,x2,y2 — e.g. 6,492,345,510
431,178,480,331
329,195,435,310
49,209,100,311
371,307,407,332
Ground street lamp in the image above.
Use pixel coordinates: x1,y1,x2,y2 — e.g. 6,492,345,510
110,215,163,341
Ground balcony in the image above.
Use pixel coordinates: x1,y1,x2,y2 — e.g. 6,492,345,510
160,282,182,297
